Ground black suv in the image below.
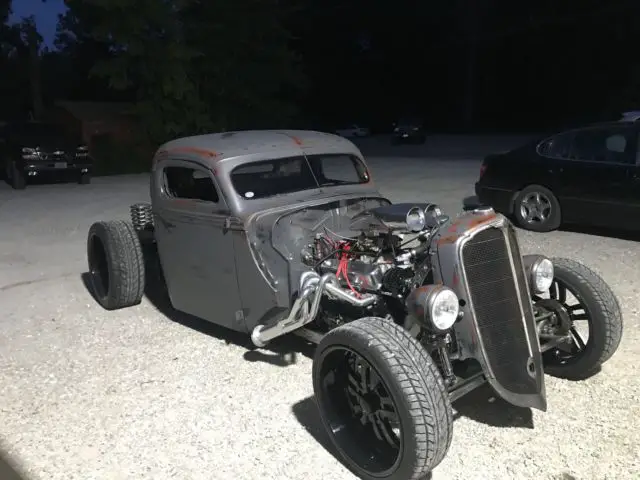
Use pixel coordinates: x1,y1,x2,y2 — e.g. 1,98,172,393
0,121,92,189
391,118,426,144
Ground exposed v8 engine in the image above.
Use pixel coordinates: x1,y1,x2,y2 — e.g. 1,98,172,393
299,202,448,331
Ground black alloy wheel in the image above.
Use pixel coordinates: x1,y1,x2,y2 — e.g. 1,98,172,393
312,316,453,480
320,345,403,472
537,258,623,380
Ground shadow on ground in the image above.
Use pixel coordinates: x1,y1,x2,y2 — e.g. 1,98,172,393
80,241,316,368
292,383,531,478
0,447,30,480
291,396,434,479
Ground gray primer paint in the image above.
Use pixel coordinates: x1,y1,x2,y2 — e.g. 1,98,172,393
150,130,387,331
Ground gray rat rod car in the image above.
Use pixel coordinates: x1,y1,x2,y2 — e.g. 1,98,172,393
86,130,623,480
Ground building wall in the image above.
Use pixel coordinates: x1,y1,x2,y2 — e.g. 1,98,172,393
43,106,83,140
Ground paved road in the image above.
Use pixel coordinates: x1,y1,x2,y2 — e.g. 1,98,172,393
0,144,639,480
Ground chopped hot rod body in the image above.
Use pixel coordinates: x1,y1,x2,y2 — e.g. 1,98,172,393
86,130,623,480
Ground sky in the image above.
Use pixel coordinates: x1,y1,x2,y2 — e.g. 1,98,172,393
9,0,68,47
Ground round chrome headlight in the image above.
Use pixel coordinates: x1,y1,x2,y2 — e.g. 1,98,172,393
531,258,554,293
429,287,460,330
406,206,426,232
405,285,460,332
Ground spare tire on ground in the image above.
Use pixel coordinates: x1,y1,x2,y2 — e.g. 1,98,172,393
87,220,145,310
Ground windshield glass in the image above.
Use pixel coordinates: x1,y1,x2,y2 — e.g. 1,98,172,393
230,153,369,200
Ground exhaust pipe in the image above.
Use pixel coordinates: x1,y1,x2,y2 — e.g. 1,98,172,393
251,272,377,347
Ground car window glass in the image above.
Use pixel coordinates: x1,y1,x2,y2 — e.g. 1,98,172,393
230,154,368,199
163,166,219,203
308,153,368,185
537,132,573,159
569,127,633,164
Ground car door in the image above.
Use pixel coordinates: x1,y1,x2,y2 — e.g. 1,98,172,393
629,132,640,229
153,158,244,331
551,125,637,229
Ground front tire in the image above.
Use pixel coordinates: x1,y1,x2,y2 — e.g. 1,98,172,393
87,220,145,310
513,184,561,232
541,257,623,380
312,317,453,480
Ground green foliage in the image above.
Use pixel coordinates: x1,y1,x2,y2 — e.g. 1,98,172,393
60,0,306,144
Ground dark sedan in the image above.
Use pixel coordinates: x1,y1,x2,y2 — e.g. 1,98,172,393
1,121,92,189
470,120,640,232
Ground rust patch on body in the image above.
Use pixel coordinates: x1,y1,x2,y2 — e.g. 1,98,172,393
437,213,498,246
437,234,458,246
167,146,218,158
290,136,303,146
466,213,496,228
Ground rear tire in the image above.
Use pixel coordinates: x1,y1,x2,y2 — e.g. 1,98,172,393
87,220,145,310
513,184,561,232
312,317,453,480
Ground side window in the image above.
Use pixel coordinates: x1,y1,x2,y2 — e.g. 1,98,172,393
570,127,634,164
163,166,219,203
537,132,573,159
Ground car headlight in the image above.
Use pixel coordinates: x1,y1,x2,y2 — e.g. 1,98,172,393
523,255,554,294
405,285,460,332
430,288,460,330
531,258,554,293
406,206,426,232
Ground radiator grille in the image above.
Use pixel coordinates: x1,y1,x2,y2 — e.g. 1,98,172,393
462,227,538,394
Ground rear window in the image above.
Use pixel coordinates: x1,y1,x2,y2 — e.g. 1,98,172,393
230,153,370,200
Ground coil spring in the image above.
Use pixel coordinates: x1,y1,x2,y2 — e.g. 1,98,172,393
130,202,154,231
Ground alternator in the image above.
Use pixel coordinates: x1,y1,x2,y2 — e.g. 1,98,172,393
130,202,154,231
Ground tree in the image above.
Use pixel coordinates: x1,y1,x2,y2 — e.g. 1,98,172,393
61,0,305,142
0,15,44,121
54,0,128,101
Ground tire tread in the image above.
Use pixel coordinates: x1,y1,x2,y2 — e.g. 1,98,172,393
546,257,623,378
88,220,145,310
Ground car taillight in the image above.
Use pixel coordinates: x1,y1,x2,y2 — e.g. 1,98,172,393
479,161,487,178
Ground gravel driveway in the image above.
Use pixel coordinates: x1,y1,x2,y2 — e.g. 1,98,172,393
1,146,639,480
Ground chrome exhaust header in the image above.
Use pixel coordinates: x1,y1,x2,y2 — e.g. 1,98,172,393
250,271,376,347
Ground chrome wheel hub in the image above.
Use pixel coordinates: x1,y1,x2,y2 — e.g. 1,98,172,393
520,192,552,224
